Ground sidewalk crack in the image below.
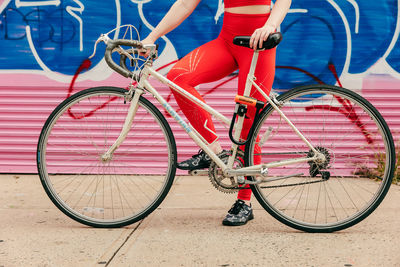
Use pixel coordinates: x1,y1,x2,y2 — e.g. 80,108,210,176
103,219,144,267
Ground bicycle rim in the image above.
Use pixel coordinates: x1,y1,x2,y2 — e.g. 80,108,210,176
246,84,395,232
37,87,176,227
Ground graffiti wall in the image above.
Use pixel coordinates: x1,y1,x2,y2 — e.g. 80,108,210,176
0,0,399,173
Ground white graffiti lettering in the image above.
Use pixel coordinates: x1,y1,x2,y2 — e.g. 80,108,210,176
66,0,84,51
15,0,60,8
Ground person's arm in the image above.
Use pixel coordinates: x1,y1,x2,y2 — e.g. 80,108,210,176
142,0,201,44
250,0,292,49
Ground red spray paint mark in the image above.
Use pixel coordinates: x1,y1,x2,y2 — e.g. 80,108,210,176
67,59,179,120
156,60,178,72
67,58,92,99
67,58,118,119
304,63,373,144
126,60,178,90
305,104,373,144
66,59,373,144
328,63,343,87
276,66,325,84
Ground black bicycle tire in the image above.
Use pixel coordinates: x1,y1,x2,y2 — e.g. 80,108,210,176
245,84,395,233
37,86,177,228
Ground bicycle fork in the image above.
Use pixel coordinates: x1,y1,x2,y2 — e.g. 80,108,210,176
101,86,144,162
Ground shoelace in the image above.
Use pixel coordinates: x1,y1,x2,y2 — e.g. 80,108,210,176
191,149,204,158
228,200,244,215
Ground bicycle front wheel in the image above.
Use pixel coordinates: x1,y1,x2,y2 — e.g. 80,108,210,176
37,86,176,227
246,84,395,232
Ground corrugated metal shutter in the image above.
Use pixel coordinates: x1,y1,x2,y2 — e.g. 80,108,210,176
1,85,66,172
0,75,239,173
1,0,400,175
1,74,399,173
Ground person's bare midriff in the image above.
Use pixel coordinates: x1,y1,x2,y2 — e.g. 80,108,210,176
224,5,271,14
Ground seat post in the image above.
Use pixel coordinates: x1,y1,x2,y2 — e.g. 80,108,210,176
243,50,259,97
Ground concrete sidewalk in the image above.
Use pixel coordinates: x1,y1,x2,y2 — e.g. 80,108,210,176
0,174,399,266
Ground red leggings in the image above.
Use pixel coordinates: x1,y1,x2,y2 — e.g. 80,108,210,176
167,12,276,201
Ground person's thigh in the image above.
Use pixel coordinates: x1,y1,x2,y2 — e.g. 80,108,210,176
234,46,276,143
167,38,238,87
166,37,239,143
236,47,276,99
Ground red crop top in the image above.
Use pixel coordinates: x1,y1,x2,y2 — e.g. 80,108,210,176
224,0,271,8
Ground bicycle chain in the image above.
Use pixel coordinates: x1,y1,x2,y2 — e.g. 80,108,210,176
210,147,329,191
223,178,327,190
259,178,327,189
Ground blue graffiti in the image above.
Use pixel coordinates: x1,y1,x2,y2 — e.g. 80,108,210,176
0,0,399,86
0,0,119,75
275,0,348,88
334,0,398,74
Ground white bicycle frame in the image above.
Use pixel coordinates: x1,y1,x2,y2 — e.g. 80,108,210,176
102,49,321,179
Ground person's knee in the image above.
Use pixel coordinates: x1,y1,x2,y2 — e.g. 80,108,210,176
167,66,187,84
166,67,177,82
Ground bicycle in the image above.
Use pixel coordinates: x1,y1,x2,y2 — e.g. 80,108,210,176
37,25,396,232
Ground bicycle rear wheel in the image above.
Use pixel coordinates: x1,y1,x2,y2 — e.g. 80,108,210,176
245,84,395,232
37,86,176,227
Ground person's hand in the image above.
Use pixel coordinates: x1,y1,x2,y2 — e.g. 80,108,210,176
139,36,156,57
249,24,276,50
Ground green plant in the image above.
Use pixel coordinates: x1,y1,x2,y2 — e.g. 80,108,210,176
391,139,399,184
353,136,399,185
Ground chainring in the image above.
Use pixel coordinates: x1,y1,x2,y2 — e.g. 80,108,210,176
208,150,245,194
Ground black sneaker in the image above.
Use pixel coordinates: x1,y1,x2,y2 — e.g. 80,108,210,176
222,200,254,226
177,150,211,170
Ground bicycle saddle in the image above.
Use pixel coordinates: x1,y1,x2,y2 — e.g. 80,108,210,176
233,32,282,50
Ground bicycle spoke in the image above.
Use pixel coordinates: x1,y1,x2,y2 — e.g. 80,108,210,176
38,87,176,227
248,85,394,232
